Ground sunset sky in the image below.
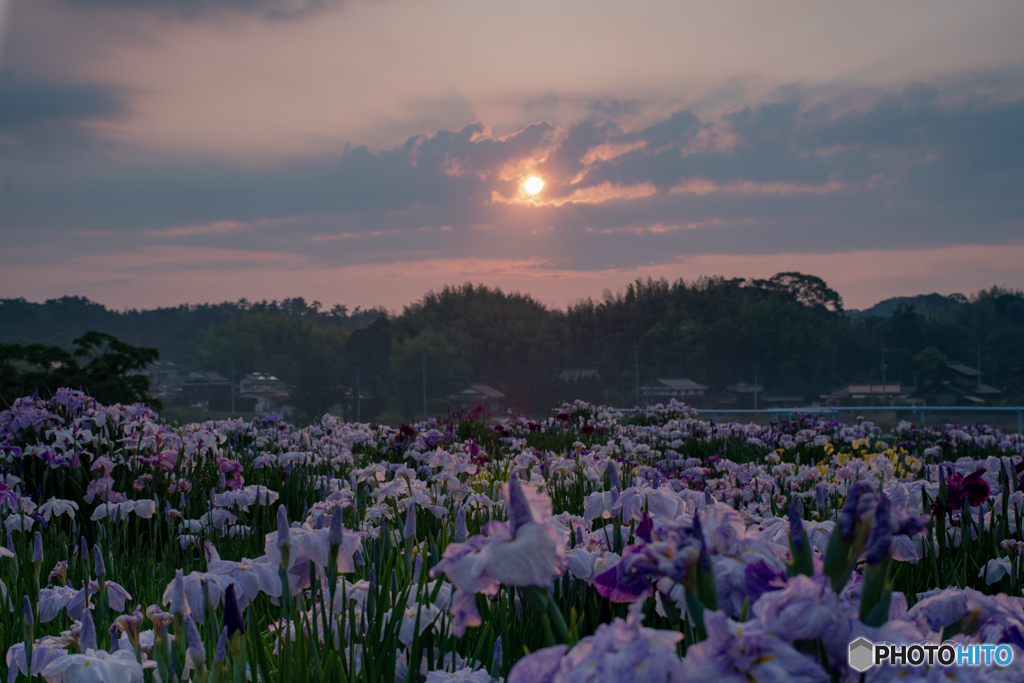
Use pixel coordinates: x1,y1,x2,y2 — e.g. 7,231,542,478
1,0,1022,312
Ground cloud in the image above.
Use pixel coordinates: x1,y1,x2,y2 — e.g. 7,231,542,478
0,78,126,158
56,0,345,21
1,74,1022,285
523,93,558,115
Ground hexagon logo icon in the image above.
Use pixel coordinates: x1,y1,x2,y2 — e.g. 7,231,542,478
849,637,875,672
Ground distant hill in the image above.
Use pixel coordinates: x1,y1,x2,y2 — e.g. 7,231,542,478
848,293,967,319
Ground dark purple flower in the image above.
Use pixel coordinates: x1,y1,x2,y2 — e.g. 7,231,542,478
744,557,787,604
223,584,245,638
958,468,990,507
636,510,653,544
594,545,654,603
932,467,990,519
893,505,929,537
93,545,105,578
692,509,710,571
329,508,343,547
863,494,893,564
814,484,828,511
839,483,873,541
788,498,804,554
505,476,533,538
608,462,621,490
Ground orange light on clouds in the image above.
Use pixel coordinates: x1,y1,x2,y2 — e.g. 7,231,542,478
524,176,544,194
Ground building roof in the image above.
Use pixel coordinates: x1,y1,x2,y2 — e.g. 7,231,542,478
182,370,230,384
243,372,283,382
725,381,763,393
238,391,290,399
946,363,983,377
558,367,601,381
832,383,910,397
450,383,506,399
642,378,708,392
914,380,1002,402
470,383,505,398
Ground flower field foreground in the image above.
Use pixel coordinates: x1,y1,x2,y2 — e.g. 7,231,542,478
3,389,1024,681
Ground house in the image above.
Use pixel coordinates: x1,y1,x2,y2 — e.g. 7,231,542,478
558,367,601,382
825,383,915,406
711,381,765,409
912,363,1002,406
639,378,708,406
179,371,232,408
129,361,192,401
237,372,291,415
447,383,506,414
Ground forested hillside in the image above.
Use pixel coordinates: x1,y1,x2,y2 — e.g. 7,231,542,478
3,274,1023,419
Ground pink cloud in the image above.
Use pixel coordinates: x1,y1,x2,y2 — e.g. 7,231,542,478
670,178,850,195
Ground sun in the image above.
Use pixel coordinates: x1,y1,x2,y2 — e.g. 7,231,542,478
524,176,544,195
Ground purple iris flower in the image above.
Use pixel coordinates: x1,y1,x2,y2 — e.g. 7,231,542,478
430,476,566,637
508,604,683,683
863,494,893,564
594,544,655,602
744,557,787,604
788,498,805,554
838,483,874,542
682,609,829,682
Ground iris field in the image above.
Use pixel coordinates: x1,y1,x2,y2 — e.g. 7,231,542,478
3,388,1024,681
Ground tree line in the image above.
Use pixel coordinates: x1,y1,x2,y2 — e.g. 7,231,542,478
2,274,1022,420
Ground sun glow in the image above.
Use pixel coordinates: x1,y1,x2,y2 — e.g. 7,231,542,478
524,176,544,194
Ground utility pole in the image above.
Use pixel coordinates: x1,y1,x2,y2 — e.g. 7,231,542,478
633,342,640,407
422,354,427,417
754,373,759,411
230,352,236,414
880,343,888,406
355,363,361,423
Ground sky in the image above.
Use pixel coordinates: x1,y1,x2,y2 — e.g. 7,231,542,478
1,0,1022,313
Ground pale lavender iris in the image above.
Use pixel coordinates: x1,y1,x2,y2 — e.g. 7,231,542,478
430,477,566,637
682,609,830,683
507,604,683,683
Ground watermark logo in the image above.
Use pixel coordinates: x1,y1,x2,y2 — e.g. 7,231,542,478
849,638,874,672
848,639,1014,671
